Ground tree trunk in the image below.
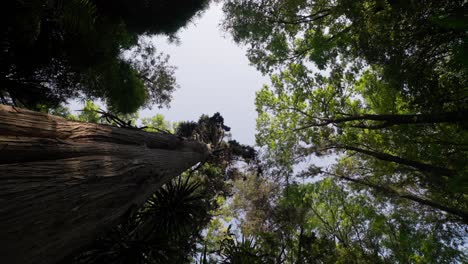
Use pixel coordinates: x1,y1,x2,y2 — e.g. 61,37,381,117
312,110,468,128
340,145,455,177
331,173,468,223
0,104,210,264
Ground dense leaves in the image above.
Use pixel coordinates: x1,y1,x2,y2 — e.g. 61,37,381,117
224,0,467,110
208,0,468,262
223,0,467,222
200,176,466,263
1,0,209,113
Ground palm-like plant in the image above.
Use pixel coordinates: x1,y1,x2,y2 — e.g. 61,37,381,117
143,178,210,238
217,227,269,264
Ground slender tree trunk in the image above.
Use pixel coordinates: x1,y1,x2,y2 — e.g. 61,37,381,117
0,105,210,264
340,145,455,177
315,110,468,128
331,173,468,223
296,227,304,264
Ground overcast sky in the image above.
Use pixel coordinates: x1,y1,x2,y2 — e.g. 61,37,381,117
139,3,268,145
68,2,333,167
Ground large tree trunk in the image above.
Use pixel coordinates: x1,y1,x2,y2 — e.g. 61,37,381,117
0,104,210,264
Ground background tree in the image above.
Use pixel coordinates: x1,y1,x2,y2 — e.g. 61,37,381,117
215,1,468,262
255,68,468,222
223,0,467,111
223,0,468,223
200,176,466,263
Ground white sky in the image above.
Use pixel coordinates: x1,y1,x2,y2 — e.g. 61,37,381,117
139,3,268,145
67,2,334,167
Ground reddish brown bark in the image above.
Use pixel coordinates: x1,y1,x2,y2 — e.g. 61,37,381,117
0,105,210,264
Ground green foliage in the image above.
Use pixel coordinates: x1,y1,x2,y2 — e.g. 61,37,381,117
38,104,78,121
217,1,468,262
254,64,468,219
202,178,466,263
176,113,232,147
224,0,467,110
59,100,140,125
78,101,101,123
143,178,212,240
1,0,210,113
97,59,148,114
225,0,467,222
141,114,173,133
93,0,210,36
218,231,267,264
230,173,278,236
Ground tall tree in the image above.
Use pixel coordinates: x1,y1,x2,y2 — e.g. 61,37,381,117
224,0,468,221
55,108,258,263
204,176,466,263
223,0,467,111
0,104,210,264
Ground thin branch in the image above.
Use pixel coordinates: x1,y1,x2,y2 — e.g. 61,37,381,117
296,110,468,131
323,171,468,223
265,8,331,25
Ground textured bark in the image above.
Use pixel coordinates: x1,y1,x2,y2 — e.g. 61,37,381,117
0,104,210,264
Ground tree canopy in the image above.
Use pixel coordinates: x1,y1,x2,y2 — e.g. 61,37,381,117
222,0,467,223
224,0,467,110
187,0,468,262
1,0,210,113
200,175,466,263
